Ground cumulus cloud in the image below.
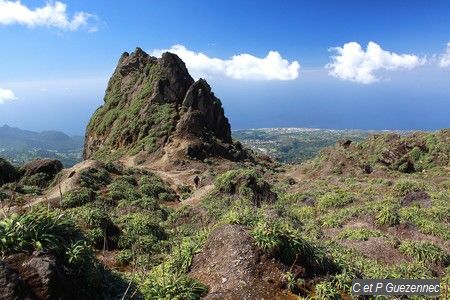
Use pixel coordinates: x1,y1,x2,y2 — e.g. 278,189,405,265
0,0,95,31
0,87,16,104
326,42,426,84
151,44,300,80
439,42,450,68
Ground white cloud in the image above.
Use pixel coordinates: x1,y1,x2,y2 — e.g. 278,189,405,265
0,0,95,31
326,41,426,84
0,87,16,104
151,45,300,80
439,42,450,68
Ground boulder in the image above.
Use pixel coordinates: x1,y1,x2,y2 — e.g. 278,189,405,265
189,225,292,300
0,261,33,300
21,159,63,178
20,252,69,300
401,190,431,208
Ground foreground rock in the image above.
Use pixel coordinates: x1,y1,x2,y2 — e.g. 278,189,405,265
189,225,295,300
0,261,33,300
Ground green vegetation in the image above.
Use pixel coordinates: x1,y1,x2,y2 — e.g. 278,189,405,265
0,208,79,255
86,61,179,159
399,240,449,265
392,179,426,197
61,187,95,208
233,128,372,163
1,129,449,299
337,228,382,241
317,190,354,210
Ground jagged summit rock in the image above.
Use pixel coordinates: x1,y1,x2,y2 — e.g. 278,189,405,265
84,48,236,162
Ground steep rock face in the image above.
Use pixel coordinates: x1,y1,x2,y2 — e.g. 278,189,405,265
84,48,232,160
177,79,231,143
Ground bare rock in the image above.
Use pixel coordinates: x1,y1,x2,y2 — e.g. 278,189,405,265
401,190,431,208
21,159,63,178
0,260,33,300
189,225,293,300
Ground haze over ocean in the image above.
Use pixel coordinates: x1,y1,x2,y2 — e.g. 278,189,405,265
0,0,449,134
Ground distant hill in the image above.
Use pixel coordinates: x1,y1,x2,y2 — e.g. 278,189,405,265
233,128,414,163
0,125,83,167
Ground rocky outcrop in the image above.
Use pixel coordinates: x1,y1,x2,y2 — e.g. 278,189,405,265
21,159,63,178
177,79,231,143
215,169,278,207
84,48,234,161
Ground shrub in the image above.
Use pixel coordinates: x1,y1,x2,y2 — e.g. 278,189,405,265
376,203,400,226
20,172,51,188
317,191,354,210
139,175,176,201
0,190,8,201
337,228,382,241
392,179,425,197
141,274,208,300
179,185,192,200
168,229,209,274
0,208,78,255
251,221,283,254
61,187,96,208
117,212,167,253
224,206,261,226
315,281,340,300
251,220,335,275
104,161,123,174
108,178,140,201
20,185,42,195
399,240,449,265
116,249,133,265
79,168,111,190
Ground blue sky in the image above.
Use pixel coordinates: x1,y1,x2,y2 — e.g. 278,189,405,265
0,0,449,135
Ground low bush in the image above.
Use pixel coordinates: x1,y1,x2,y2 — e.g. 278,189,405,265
392,179,426,197
108,177,141,201
0,208,79,255
376,203,400,226
79,167,111,190
251,219,336,276
315,281,340,300
61,187,96,208
317,191,354,210
20,172,51,189
399,240,449,265
117,212,167,254
141,274,208,300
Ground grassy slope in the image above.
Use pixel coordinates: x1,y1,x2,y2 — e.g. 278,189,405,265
1,130,449,299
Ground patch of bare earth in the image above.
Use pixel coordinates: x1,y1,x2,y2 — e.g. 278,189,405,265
189,224,297,300
324,217,409,265
387,222,450,253
340,237,409,265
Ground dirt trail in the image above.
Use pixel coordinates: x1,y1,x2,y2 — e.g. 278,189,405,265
180,184,214,208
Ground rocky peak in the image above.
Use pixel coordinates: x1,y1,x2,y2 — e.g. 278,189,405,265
83,48,234,160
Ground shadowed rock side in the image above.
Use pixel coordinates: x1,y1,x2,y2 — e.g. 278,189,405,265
83,48,234,161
